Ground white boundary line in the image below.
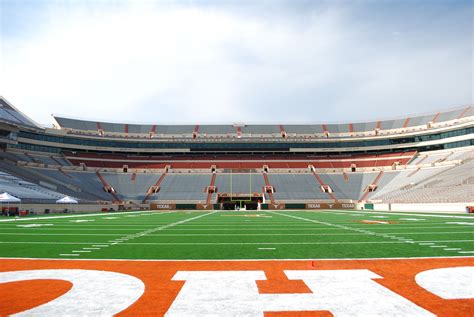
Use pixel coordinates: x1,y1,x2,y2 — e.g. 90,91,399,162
1,256,473,262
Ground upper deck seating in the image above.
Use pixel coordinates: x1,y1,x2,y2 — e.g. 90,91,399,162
368,162,473,202
268,174,328,200
148,174,210,201
63,151,416,169
0,171,64,202
319,173,376,200
215,174,265,193
102,173,160,201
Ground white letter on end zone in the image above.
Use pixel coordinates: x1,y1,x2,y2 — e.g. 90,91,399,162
0,269,145,316
416,266,474,299
166,270,433,316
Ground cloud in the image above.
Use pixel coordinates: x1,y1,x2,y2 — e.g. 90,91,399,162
1,1,472,126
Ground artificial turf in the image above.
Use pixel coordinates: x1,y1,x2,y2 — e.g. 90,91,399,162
0,209,473,260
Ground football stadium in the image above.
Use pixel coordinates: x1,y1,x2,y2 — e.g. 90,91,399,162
0,96,473,315
1,0,473,315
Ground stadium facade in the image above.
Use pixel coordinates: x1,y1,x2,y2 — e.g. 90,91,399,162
0,96,472,212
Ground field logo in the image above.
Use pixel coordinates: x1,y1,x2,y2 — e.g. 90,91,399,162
167,270,433,316
0,269,144,316
1,260,473,316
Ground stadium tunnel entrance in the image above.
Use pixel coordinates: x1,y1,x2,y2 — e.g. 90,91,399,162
217,193,264,210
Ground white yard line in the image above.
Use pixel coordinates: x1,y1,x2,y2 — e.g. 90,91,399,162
146,225,472,231
399,232,473,235
2,231,470,237
0,210,163,222
2,240,473,246
268,211,471,254
0,241,102,244
170,224,322,228
61,241,451,245
312,209,474,219
267,211,409,242
2,225,469,231
445,222,474,226
0,228,154,231
57,211,218,257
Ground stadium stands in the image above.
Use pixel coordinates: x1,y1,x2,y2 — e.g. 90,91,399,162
214,174,265,194
373,161,474,203
52,106,472,139
319,173,374,200
268,174,329,201
148,174,211,202
0,154,471,204
0,96,472,208
102,173,160,201
0,171,64,202
0,98,39,128
63,151,416,170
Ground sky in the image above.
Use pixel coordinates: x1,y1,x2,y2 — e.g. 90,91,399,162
0,0,472,127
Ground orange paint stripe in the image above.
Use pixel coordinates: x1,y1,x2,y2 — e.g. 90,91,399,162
0,258,472,316
403,117,411,128
457,106,471,119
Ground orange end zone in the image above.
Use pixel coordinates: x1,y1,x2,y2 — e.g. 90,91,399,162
0,257,473,316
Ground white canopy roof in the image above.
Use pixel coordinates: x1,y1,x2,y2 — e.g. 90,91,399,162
56,196,79,204
0,192,21,203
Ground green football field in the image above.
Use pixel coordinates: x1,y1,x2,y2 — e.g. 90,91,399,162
0,210,473,260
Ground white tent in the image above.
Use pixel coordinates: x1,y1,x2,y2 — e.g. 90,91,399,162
56,196,78,204
0,192,21,216
0,192,21,203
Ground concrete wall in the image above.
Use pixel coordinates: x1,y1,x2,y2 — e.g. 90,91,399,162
373,203,472,213
2,203,150,214
373,203,391,211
